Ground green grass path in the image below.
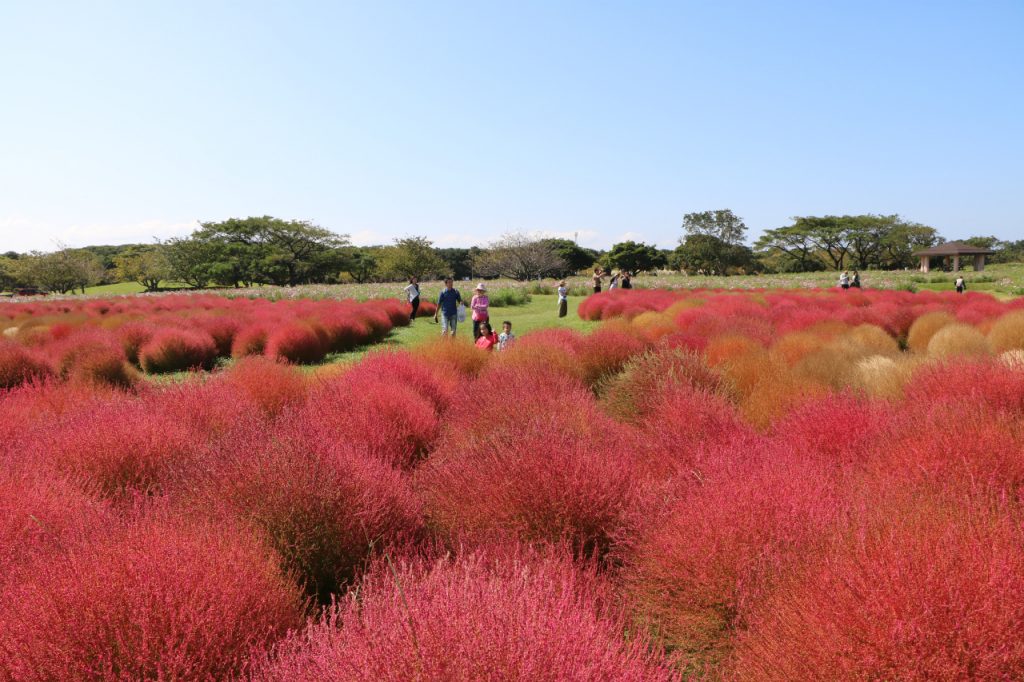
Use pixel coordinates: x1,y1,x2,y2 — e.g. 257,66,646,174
323,294,594,365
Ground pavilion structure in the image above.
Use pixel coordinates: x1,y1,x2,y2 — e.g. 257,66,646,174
912,241,995,273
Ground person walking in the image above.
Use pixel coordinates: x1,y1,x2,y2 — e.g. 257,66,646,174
557,280,568,318
404,276,420,320
955,275,966,294
592,267,604,294
839,271,850,290
470,283,490,339
433,277,462,337
851,271,861,289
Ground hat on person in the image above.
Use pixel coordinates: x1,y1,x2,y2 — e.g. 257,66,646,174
475,282,487,291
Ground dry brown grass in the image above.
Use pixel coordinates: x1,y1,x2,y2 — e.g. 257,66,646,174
848,324,900,356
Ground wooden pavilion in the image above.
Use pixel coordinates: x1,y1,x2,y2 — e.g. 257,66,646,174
912,241,995,273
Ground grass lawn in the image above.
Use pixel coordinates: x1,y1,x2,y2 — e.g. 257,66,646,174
83,281,193,295
322,294,595,365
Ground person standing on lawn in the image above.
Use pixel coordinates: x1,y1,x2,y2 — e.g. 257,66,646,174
470,283,490,339
498,320,515,350
592,267,604,293
433,277,462,337
404,276,420,321
557,280,568,318
955,275,966,294
620,271,632,289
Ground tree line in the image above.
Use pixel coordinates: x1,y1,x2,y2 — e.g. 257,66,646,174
2,212,1019,293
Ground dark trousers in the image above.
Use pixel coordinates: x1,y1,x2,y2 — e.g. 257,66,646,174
410,297,420,319
558,299,568,317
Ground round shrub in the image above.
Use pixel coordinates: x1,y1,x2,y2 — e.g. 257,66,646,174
139,328,218,373
0,515,305,681
0,340,52,389
730,498,1024,681
926,322,991,358
254,548,676,682
989,310,1024,353
417,367,651,561
231,324,269,358
906,310,955,353
264,322,328,364
220,356,308,417
194,417,424,602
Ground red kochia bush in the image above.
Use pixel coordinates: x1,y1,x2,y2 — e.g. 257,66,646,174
0,340,52,388
0,467,108,586
25,394,206,499
255,548,676,682
0,516,305,681
731,497,1024,681
306,369,440,469
231,324,269,358
219,356,308,417
417,367,651,560
138,328,218,373
194,417,424,602
264,322,328,364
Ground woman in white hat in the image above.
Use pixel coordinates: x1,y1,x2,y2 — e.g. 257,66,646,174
470,282,490,339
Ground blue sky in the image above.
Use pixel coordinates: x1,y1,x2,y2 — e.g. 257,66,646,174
1,1,1021,252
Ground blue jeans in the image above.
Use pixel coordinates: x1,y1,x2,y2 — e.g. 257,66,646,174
441,314,458,334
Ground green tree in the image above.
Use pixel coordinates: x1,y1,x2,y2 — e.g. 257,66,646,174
673,234,755,275
539,238,599,275
114,246,171,292
682,209,748,245
436,247,474,280
602,241,666,273
16,248,105,294
378,236,448,281
342,247,380,283
164,237,222,289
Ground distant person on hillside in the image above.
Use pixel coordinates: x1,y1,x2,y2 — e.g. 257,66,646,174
470,283,490,339
851,271,861,289
955,275,966,294
498,320,515,350
839,271,850,290
557,280,568,318
621,271,633,289
404,276,420,320
592,267,604,294
434,277,462,337
474,321,498,351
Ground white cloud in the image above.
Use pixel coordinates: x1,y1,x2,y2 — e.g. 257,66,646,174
0,217,198,252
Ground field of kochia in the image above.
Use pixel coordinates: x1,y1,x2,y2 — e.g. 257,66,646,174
3,287,1024,679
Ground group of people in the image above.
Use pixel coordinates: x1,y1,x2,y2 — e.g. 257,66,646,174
404,277,515,351
838,271,862,289
591,267,632,294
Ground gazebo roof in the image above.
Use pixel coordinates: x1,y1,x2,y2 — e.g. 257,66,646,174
912,241,995,256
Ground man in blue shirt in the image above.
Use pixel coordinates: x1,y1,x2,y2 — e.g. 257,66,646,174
433,277,462,337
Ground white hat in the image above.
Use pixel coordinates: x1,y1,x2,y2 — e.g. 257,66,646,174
475,282,487,291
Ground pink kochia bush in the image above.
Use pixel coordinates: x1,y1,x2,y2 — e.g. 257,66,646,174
255,547,677,682
0,514,305,681
417,366,654,561
139,327,219,373
731,495,1024,681
192,415,424,602
0,293,407,385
